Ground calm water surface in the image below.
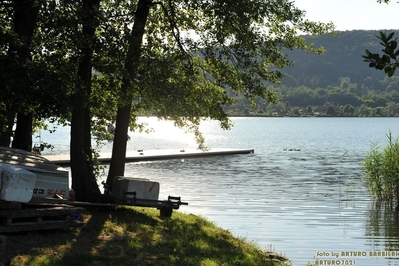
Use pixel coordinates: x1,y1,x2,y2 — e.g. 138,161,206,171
39,117,399,265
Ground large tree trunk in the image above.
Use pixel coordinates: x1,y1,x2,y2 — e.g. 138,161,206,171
106,105,132,191
71,108,101,202
6,0,40,151
70,0,101,202
12,113,32,151
106,0,151,191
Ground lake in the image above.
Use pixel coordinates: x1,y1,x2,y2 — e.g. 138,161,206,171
38,117,399,265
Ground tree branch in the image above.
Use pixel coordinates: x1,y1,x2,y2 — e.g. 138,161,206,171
154,0,193,70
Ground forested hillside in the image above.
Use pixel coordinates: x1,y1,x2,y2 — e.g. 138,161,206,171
227,30,399,117
283,30,394,88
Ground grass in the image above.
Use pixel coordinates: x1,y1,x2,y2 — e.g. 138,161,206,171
5,206,290,266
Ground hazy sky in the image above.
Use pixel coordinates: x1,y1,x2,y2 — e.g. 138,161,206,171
294,0,398,31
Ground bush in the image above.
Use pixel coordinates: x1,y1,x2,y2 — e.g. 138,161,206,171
364,131,399,202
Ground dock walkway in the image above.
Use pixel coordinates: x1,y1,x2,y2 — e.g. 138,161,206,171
43,148,254,167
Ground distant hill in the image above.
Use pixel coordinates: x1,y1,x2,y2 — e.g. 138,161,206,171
225,30,399,116
281,30,399,89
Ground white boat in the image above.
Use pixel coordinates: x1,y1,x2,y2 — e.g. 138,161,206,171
0,147,69,203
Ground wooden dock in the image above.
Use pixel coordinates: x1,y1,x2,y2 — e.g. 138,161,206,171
43,148,254,167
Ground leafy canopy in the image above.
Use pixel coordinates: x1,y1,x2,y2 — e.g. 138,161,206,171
92,0,334,138
0,0,335,145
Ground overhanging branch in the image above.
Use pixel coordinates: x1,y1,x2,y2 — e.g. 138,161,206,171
153,0,194,71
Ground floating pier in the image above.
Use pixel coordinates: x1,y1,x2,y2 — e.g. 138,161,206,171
43,148,255,167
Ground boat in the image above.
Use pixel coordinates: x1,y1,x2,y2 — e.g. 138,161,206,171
0,146,69,202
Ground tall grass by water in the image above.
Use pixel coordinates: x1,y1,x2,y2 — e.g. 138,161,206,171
364,131,399,202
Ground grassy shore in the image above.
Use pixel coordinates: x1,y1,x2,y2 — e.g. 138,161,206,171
5,206,290,266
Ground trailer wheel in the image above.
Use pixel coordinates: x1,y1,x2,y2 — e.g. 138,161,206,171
160,207,173,218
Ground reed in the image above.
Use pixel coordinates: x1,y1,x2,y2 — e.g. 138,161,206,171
363,131,399,202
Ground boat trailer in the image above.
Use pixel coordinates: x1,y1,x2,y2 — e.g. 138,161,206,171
50,191,188,218
114,191,188,218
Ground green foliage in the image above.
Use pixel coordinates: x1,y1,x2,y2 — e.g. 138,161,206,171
364,131,399,202
291,107,300,116
363,31,399,77
88,0,335,149
325,105,335,116
0,0,336,135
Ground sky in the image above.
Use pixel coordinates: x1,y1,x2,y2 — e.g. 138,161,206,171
294,0,398,31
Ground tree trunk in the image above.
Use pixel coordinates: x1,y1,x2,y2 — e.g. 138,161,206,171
106,105,132,191
6,0,40,151
12,112,32,151
70,0,101,202
0,112,15,147
71,108,101,202
106,0,152,191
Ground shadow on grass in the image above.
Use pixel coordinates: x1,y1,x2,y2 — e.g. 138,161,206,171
55,206,160,266
6,207,286,266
